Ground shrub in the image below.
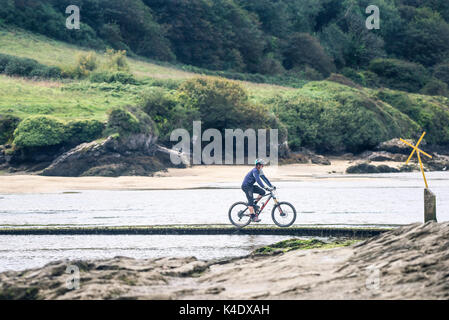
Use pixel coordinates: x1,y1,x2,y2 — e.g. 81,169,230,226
433,63,449,86
65,119,105,145
77,52,98,72
105,107,140,136
272,82,419,153
420,79,449,96
104,49,130,72
176,77,277,131
13,116,67,148
339,69,381,88
4,56,38,76
147,79,182,90
341,68,364,85
104,105,155,137
0,114,20,144
90,71,137,84
368,58,430,92
283,33,336,77
360,71,381,88
71,52,98,78
0,53,62,79
0,54,12,73
304,67,324,81
141,88,177,139
376,89,449,145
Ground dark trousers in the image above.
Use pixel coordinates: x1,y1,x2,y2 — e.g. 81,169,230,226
242,185,265,206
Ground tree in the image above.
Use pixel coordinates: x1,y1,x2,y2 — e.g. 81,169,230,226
283,33,335,77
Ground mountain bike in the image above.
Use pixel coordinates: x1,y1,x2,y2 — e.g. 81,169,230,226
228,187,296,228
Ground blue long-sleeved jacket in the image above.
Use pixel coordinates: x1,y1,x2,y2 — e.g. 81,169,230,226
242,167,272,189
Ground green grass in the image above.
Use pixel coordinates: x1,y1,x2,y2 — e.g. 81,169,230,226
253,238,359,256
0,27,296,122
0,76,143,121
0,26,296,93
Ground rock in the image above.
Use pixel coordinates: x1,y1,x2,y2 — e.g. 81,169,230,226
42,137,113,177
278,141,291,159
376,164,400,173
370,151,404,162
9,145,67,164
281,148,331,165
155,145,190,168
341,153,354,160
311,154,331,165
426,153,449,171
398,164,418,172
2,222,449,299
392,153,407,162
346,162,378,174
376,138,422,155
280,152,309,164
41,134,189,177
360,151,407,162
298,148,331,165
346,161,399,174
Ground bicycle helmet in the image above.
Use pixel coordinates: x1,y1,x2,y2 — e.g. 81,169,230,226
255,158,266,166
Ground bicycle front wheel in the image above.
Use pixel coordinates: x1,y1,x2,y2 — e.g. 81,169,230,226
228,201,252,228
272,202,296,227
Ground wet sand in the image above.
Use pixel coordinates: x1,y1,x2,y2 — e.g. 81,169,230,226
0,160,402,194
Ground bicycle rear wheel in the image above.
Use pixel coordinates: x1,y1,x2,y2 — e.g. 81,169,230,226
272,202,296,227
228,201,252,228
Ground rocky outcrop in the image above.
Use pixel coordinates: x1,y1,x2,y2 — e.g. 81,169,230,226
41,134,189,177
361,151,407,162
376,138,418,155
426,153,449,171
346,161,401,174
282,148,331,165
1,222,449,299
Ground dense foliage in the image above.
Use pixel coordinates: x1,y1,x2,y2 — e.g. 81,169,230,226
270,81,421,152
0,114,20,144
105,105,156,137
13,116,104,148
2,0,449,85
142,77,286,144
0,53,62,78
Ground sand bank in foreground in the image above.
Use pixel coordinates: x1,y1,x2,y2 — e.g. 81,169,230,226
1,222,447,299
0,160,402,194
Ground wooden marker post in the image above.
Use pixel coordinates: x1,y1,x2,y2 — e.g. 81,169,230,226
400,132,437,222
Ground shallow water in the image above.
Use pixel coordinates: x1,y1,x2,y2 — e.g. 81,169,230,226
1,171,448,272
1,172,448,227
0,234,295,272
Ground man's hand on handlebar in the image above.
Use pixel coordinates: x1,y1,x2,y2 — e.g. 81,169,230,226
265,186,276,191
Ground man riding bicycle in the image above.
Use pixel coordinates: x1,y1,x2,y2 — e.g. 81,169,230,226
241,158,275,222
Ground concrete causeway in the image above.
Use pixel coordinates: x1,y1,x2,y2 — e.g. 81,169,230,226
0,224,393,238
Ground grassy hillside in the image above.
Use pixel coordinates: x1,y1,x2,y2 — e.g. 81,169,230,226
0,27,295,118
1,27,449,158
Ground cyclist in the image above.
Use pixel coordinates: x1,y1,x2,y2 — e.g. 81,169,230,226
241,158,275,222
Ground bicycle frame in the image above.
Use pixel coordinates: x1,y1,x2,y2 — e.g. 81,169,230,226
253,190,283,215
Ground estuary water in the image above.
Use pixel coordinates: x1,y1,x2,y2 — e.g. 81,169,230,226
0,171,448,272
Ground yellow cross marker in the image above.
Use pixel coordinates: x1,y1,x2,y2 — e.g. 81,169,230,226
400,132,432,188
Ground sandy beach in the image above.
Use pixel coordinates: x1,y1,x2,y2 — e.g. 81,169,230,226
0,159,403,194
